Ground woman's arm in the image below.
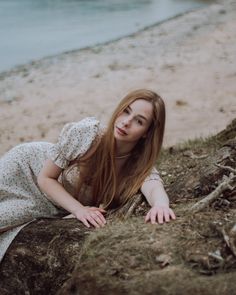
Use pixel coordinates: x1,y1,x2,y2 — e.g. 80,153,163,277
141,179,176,224
37,159,106,228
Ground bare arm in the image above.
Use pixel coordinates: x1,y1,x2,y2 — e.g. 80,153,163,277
141,179,176,224
37,159,106,228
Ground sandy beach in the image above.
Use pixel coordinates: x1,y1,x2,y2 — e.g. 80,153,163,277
0,0,235,155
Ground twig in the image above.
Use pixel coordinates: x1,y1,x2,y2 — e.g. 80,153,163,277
124,194,143,219
208,251,224,263
190,174,236,213
215,163,236,174
106,193,143,220
210,223,236,258
228,224,236,257
183,150,208,159
229,157,235,163
230,224,236,233
221,228,231,248
219,227,236,257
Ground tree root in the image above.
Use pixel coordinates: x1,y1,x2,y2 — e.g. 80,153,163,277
210,222,236,258
215,163,236,174
183,150,208,159
221,227,236,257
106,193,144,220
190,164,236,213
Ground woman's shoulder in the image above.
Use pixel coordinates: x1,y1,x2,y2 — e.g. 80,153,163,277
63,117,101,132
60,117,104,139
48,117,104,169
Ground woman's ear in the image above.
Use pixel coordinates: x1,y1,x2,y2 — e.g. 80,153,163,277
142,127,153,140
142,128,151,139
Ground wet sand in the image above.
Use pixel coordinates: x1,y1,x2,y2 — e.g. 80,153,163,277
0,0,235,155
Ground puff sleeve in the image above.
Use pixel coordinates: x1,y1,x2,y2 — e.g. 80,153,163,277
144,167,163,184
48,117,100,169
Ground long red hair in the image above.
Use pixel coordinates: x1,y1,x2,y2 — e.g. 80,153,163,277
64,89,165,209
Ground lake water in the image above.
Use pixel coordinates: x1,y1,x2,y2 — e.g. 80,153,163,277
0,0,212,73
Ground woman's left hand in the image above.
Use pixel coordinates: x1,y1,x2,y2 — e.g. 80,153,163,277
145,205,176,224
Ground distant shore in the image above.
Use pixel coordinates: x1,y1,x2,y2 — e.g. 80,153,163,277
0,0,235,155
0,2,208,77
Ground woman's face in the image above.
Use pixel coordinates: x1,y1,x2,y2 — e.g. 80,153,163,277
114,99,153,144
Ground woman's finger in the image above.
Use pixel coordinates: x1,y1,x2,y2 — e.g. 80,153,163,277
81,218,91,228
91,212,106,226
98,208,107,213
90,207,106,213
145,211,150,222
87,215,101,228
169,208,176,220
89,208,106,224
157,209,164,224
94,212,106,224
150,209,158,224
163,209,170,222
63,214,75,219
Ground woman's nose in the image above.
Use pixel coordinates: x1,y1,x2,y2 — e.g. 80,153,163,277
122,117,131,126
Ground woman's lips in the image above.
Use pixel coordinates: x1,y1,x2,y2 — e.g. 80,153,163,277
116,126,127,136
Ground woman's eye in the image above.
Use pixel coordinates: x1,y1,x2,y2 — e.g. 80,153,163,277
136,118,143,125
124,108,129,114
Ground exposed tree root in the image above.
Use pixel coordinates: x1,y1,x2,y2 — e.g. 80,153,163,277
190,164,236,213
106,193,143,220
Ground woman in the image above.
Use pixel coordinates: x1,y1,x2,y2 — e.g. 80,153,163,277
0,89,175,262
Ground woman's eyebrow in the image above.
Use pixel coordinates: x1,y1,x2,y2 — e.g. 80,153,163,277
129,106,148,121
136,114,148,121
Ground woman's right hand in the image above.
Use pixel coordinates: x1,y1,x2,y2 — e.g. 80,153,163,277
65,206,107,228
38,159,106,228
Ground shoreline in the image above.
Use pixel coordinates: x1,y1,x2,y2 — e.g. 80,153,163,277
0,5,209,78
0,0,235,155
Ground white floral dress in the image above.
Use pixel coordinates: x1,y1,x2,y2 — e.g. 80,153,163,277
0,117,161,263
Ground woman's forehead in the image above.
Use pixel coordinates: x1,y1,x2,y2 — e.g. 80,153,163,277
128,99,153,116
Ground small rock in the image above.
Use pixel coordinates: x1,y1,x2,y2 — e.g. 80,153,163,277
219,9,226,14
176,100,188,107
155,254,172,267
219,107,225,113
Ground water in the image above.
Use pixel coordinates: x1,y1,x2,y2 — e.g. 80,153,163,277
0,0,211,73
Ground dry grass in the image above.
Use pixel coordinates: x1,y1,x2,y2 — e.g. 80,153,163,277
62,210,236,294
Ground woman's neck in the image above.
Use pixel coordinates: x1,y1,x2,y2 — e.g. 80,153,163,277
115,140,136,158
115,152,131,160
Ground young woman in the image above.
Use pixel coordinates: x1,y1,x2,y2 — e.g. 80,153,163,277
0,89,175,262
